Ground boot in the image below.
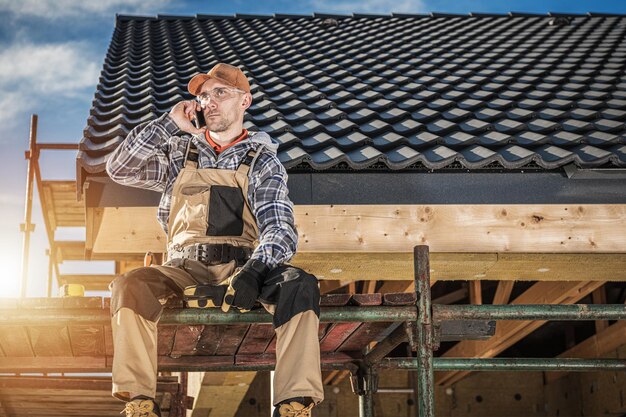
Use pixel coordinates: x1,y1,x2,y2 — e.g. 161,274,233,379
273,397,315,417
183,284,227,308
121,397,161,417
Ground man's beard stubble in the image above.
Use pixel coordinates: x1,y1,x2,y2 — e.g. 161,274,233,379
205,107,237,132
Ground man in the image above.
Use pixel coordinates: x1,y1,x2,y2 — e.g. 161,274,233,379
106,63,324,417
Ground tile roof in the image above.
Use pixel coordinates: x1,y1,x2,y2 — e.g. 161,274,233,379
77,12,626,189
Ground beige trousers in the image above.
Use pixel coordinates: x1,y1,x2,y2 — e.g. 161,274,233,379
111,266,324,405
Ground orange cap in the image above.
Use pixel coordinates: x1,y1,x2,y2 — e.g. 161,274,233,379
188,63,251,95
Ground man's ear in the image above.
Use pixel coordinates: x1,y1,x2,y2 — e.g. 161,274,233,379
241,93,252,110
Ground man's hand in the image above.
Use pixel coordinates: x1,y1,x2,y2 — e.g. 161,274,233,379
222,259,269,312
169,100,206,135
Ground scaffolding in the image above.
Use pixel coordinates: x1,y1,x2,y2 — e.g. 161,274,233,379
14,115,626,416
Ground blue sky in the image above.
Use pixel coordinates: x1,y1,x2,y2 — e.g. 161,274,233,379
0,0,624,297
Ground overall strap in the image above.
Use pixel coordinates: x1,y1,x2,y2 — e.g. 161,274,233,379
236,149,257,176
183,138,200,168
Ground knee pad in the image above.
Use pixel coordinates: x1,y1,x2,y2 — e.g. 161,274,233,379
110,267,169,322
272,267,320,328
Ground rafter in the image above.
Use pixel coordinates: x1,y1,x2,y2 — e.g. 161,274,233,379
492,281,514,305
591,286,609,333
469,281,482,305
546,320,626,383
436,280,605,386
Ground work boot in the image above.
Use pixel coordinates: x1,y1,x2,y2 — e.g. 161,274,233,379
183,284,227,308
121,396,161,417
273,397,315,417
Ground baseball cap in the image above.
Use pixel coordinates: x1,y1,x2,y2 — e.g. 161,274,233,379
187,63,251,95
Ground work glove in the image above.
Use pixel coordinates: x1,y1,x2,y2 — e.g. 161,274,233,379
222,259,269,312
184,284,228,308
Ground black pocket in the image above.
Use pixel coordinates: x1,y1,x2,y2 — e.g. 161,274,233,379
207,185,244,236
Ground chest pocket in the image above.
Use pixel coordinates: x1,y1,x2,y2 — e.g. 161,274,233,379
208,185,245,236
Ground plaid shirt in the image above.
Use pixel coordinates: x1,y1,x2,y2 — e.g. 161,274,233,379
105,113,297,269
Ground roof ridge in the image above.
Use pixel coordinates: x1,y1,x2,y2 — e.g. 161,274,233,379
114,12,626,23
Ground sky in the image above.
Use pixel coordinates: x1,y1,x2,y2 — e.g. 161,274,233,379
0,0,624,298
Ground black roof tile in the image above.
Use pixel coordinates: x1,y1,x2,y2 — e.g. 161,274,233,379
77,13,626,188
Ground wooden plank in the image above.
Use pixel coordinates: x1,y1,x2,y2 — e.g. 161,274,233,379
383,292,416,305
294,251,626,282
320,293,351,306
0,326,34,357
28,326,73,357
195,325,248,356
469,280,482,304
337,322,394,352
157,326,177,356
68,325,106,356
236,324,274,355
93,205,626,253
0,356,108,372
492,281,514,304
294,204,626,251
351,293,382,306
62,297,103,309
0,376,180,392
434,287,468,305
91,207,166,253
436,280,605,386
320,322,362,352
546,320,626,382
170,325,205,356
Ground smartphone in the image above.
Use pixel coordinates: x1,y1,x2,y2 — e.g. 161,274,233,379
194,109,206,129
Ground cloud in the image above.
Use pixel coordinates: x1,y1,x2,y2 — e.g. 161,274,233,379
0,0,171,19
310,0,426,14
0,41,100,127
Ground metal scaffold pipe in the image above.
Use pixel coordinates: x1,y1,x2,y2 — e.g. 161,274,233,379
433,304,626,321
0,304,625,326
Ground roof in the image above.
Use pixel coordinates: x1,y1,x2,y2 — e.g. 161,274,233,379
77,12,626,195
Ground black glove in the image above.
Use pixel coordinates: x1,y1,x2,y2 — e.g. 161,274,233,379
183,284,227,308
222,259,269,312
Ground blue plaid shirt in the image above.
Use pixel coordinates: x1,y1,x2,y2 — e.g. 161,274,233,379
105,113,297,269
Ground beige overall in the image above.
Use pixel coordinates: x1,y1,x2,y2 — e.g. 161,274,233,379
111,140,324,405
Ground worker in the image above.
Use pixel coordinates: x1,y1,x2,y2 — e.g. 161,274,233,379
106,63,323,417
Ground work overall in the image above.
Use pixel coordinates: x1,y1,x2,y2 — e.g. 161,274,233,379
110,139,324,405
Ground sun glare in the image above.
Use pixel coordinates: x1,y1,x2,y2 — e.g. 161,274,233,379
0,257,22,298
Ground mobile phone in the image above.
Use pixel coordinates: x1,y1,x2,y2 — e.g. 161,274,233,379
194,109,206,129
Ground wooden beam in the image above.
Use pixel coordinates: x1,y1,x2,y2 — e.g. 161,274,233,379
87,206,626,282
0,397,8,417
492,281,515,305
591,286,609,333
436,280,605,387
469,281,482,305
89,204,626,253
0,376,179,393
546,320,626,383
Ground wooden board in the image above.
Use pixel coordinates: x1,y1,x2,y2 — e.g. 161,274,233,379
89,205,626,254
170,325,205,356
0,326,34,357
68,325,106,356
195,325,249,356
337,322,395,352
236,325,275,355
